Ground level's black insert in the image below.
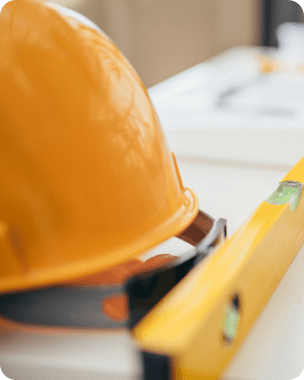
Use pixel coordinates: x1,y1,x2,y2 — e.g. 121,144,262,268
142,351,171,380
232,294,240,311
222,294,241,345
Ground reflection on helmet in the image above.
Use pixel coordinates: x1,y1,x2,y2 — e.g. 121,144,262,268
0,0,198,294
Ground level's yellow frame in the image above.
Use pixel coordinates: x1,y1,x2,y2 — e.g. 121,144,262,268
134,157,304,379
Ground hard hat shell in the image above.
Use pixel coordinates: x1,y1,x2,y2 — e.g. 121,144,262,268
0,0,198,294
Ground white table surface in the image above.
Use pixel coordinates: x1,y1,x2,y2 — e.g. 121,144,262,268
149,46,304,170
1,158,301,380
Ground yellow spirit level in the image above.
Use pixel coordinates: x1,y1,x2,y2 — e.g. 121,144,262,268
134,157,304,379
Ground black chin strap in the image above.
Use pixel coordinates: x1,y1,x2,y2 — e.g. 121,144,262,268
0,284,127,329
127,217,226,329
0,211,226,329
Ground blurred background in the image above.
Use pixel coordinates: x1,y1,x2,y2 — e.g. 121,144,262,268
39,0,304,232
50,0,303,87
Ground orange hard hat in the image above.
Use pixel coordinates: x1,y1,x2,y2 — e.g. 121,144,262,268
0,0,199,294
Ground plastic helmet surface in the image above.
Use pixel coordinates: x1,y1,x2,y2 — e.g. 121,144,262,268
0,0,198,294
